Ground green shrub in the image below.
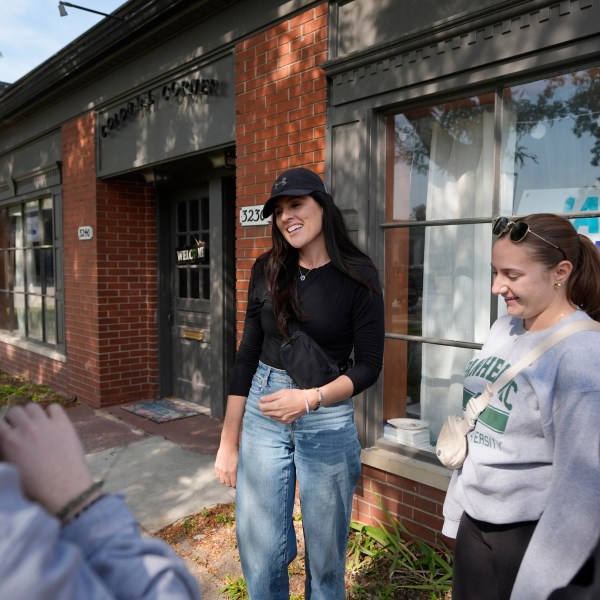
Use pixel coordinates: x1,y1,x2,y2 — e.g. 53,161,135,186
347,503,453,600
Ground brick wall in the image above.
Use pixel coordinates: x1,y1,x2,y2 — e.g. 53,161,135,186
234,3,328,340
354,465,449,548
62,112,101,405
62,112,158,408
95,179,158,406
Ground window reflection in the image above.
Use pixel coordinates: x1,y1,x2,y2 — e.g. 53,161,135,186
0,198,57,345
385,96,494,451
384,67,600,454
501,68,600,248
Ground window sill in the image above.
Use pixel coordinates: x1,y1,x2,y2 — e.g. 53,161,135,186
0,332,66,363
361,444,452,492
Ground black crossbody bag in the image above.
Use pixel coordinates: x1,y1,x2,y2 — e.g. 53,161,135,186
280,322,352,389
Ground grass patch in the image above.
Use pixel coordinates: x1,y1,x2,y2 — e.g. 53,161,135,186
0,371,75,412
346,504,452,599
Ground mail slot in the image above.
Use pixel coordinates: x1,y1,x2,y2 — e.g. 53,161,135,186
182,328,205,341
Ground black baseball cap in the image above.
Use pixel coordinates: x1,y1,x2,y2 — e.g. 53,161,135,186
261,168,331,219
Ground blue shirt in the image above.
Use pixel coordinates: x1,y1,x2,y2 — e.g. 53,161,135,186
0,463,200,599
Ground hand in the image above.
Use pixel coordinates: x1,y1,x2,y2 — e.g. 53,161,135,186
0,403,94,514
214,443,239,488
258,389,306,424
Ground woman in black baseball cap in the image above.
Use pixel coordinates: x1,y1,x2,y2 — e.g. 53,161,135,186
261,167,333,219
216,167,384,599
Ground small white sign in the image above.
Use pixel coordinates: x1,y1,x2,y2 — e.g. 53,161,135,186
78,226,94,240
240,206,271,227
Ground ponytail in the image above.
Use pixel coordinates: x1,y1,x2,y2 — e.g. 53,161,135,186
569,235,600,322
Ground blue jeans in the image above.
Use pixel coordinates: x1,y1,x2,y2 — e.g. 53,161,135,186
236,362,362,600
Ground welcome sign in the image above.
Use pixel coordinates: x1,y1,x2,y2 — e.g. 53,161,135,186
176,244,205,265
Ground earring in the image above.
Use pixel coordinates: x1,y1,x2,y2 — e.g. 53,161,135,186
554,281,563,289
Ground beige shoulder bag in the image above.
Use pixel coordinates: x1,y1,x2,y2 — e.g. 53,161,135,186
436,319,600,469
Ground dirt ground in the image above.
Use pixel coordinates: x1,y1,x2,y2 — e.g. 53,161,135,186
156,501,308,599
156,501,451,600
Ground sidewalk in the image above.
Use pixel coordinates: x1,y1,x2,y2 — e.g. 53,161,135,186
69,402,235,533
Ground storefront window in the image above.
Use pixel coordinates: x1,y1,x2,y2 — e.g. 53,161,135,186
0,197,58,345
383,67,600,455
500,68,600,247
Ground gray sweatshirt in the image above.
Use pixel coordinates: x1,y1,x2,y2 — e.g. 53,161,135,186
443,311,600,600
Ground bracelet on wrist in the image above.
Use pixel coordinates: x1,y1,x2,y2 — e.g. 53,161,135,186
303,389,310,414
55,480,104,524
313,388,322,411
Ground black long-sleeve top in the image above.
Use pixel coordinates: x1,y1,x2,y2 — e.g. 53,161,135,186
228,257,385,397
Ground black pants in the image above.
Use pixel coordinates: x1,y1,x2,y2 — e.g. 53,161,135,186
452,512,538,600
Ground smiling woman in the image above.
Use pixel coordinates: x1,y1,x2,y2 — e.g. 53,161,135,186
491,234,575,332
215,167,385,599
442,213,600,600
273,194,326,257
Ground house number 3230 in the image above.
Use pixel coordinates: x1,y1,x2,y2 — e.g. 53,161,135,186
240,206,271,227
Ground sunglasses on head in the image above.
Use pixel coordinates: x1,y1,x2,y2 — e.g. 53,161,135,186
492,217,567,260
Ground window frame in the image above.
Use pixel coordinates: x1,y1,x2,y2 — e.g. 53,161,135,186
0,189,64,355
369,67,600,459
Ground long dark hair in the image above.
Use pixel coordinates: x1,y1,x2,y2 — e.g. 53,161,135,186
262,190,379,336
516,213,600,321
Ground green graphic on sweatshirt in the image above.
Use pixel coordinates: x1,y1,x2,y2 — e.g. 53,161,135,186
463,388,511,434
478,405,509,433
463,354,517,434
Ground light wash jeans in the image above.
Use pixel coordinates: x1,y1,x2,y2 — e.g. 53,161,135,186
236,362,362,600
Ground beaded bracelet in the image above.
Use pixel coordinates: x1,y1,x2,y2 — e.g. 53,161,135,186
55,480,104,523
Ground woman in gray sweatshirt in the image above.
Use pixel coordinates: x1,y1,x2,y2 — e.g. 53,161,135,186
442,213,600,600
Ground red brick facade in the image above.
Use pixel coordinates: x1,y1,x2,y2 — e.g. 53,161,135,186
234,4,328,339
355,465,448,547
60,113,158,408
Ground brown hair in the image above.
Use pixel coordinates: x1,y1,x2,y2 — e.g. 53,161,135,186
517,213,600,321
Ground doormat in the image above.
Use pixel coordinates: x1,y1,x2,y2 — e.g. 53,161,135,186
121,399,204,423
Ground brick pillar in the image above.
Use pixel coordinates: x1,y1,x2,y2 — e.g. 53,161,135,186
62,113,158,407
62,112,102,406
234,3,328,339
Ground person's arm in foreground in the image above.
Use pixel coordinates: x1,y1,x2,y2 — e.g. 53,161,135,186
0,403,200,600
